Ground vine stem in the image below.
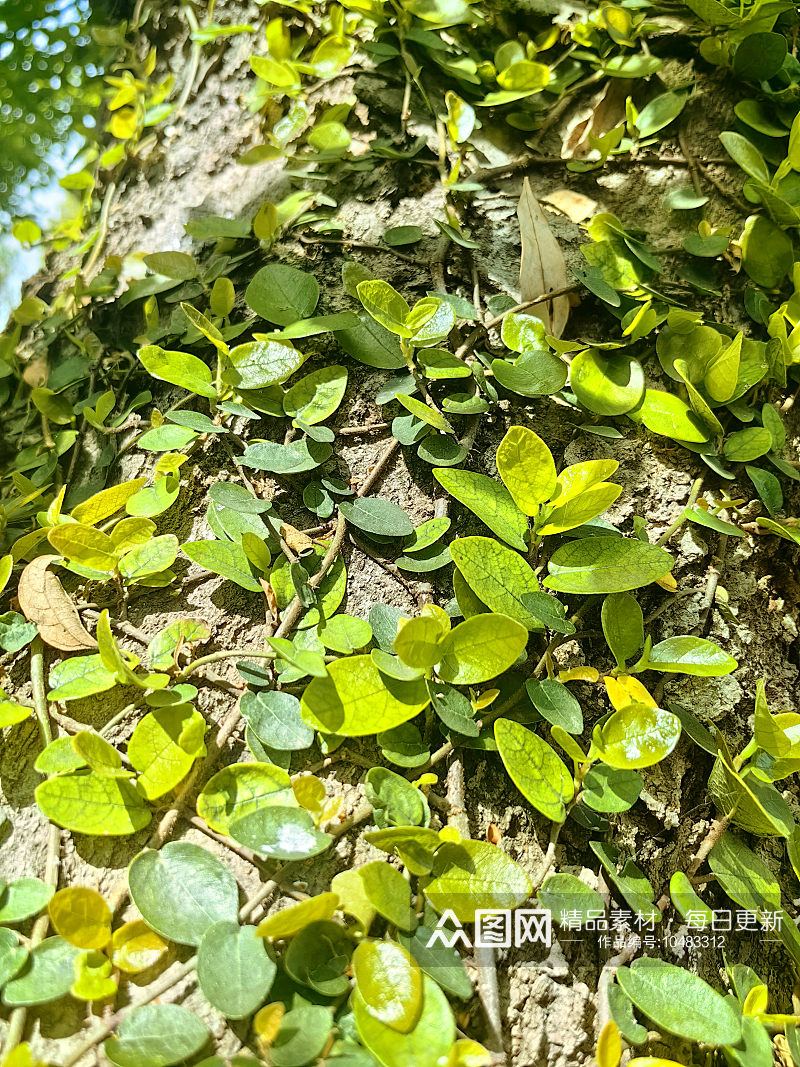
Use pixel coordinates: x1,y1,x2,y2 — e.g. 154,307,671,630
3,640,61,1058
655,476,704,547
445,758,505,1062
81,180,118,280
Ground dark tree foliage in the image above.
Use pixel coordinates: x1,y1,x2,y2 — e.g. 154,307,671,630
0,0,115,223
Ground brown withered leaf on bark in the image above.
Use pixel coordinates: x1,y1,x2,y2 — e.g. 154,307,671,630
542,189,598,224
280,522,315,557
18,555,97,652
561,78,632,160
517,177,570,338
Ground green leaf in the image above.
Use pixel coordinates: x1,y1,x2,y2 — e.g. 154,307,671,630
245,265,319,325
231,805,332,860
359,861,416,931
404,517,451,553
628,389,710,444
222,339,306,391
300,655,430,736
635,91,686,137
270,1005,333,1067
104,1004,209,1067
197,922,276,1018
719,133,769,183
118,535,178,581
48,523,118,573
708,757,793,837
271,543,346,629
182,539,261,592
545,536,674,593
354,972,454,1067
733,31,787,80
283,366,348,424
72,731,131,779
148,619,210,671
616,958,741,1046
128,705,206,800
273,312,360,340
723,427,772,463
669,872,714,927
495,718,574,821
426,679,479,736
436,613,527,684
683,506,743,537
137,425,198,452
537,482,621,537
525,678,583,733
570,350,645,416
255,893,338,940
395,393,454,433
601,592,643,667
740,214,793,288
590,841,659,921
708,831,781,915
396,926,473,1000
425,839,532,922
340,497,414,537
35,772,151,835
636,636,737,676
335,312,406,370
0,879,54,924
240,690,314,751
238,438,332,474
433,469,528,550
539,874,605,925
283,920,352,996
394,607,450,669
384,225,423,246
491,349,568,397
0,612,36,653
127,842,239,946
0,928,27,986
47,653,118,704
581,764,642,813
594,703,681,769
357,280,412,337
143,251,198,280
2,937,79,1007
704,332,741,403
365,827,441,878
365,767,430,828
353,940,423,1032
495,426,556,514
450,536,543,631
137,346,216,399
197,762,294,835
747,465,782,516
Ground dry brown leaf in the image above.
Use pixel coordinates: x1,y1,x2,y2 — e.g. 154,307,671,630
280,522,315,557
18,555,97,652
561,78,632,160
542,189,598,224
517,177,570,338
